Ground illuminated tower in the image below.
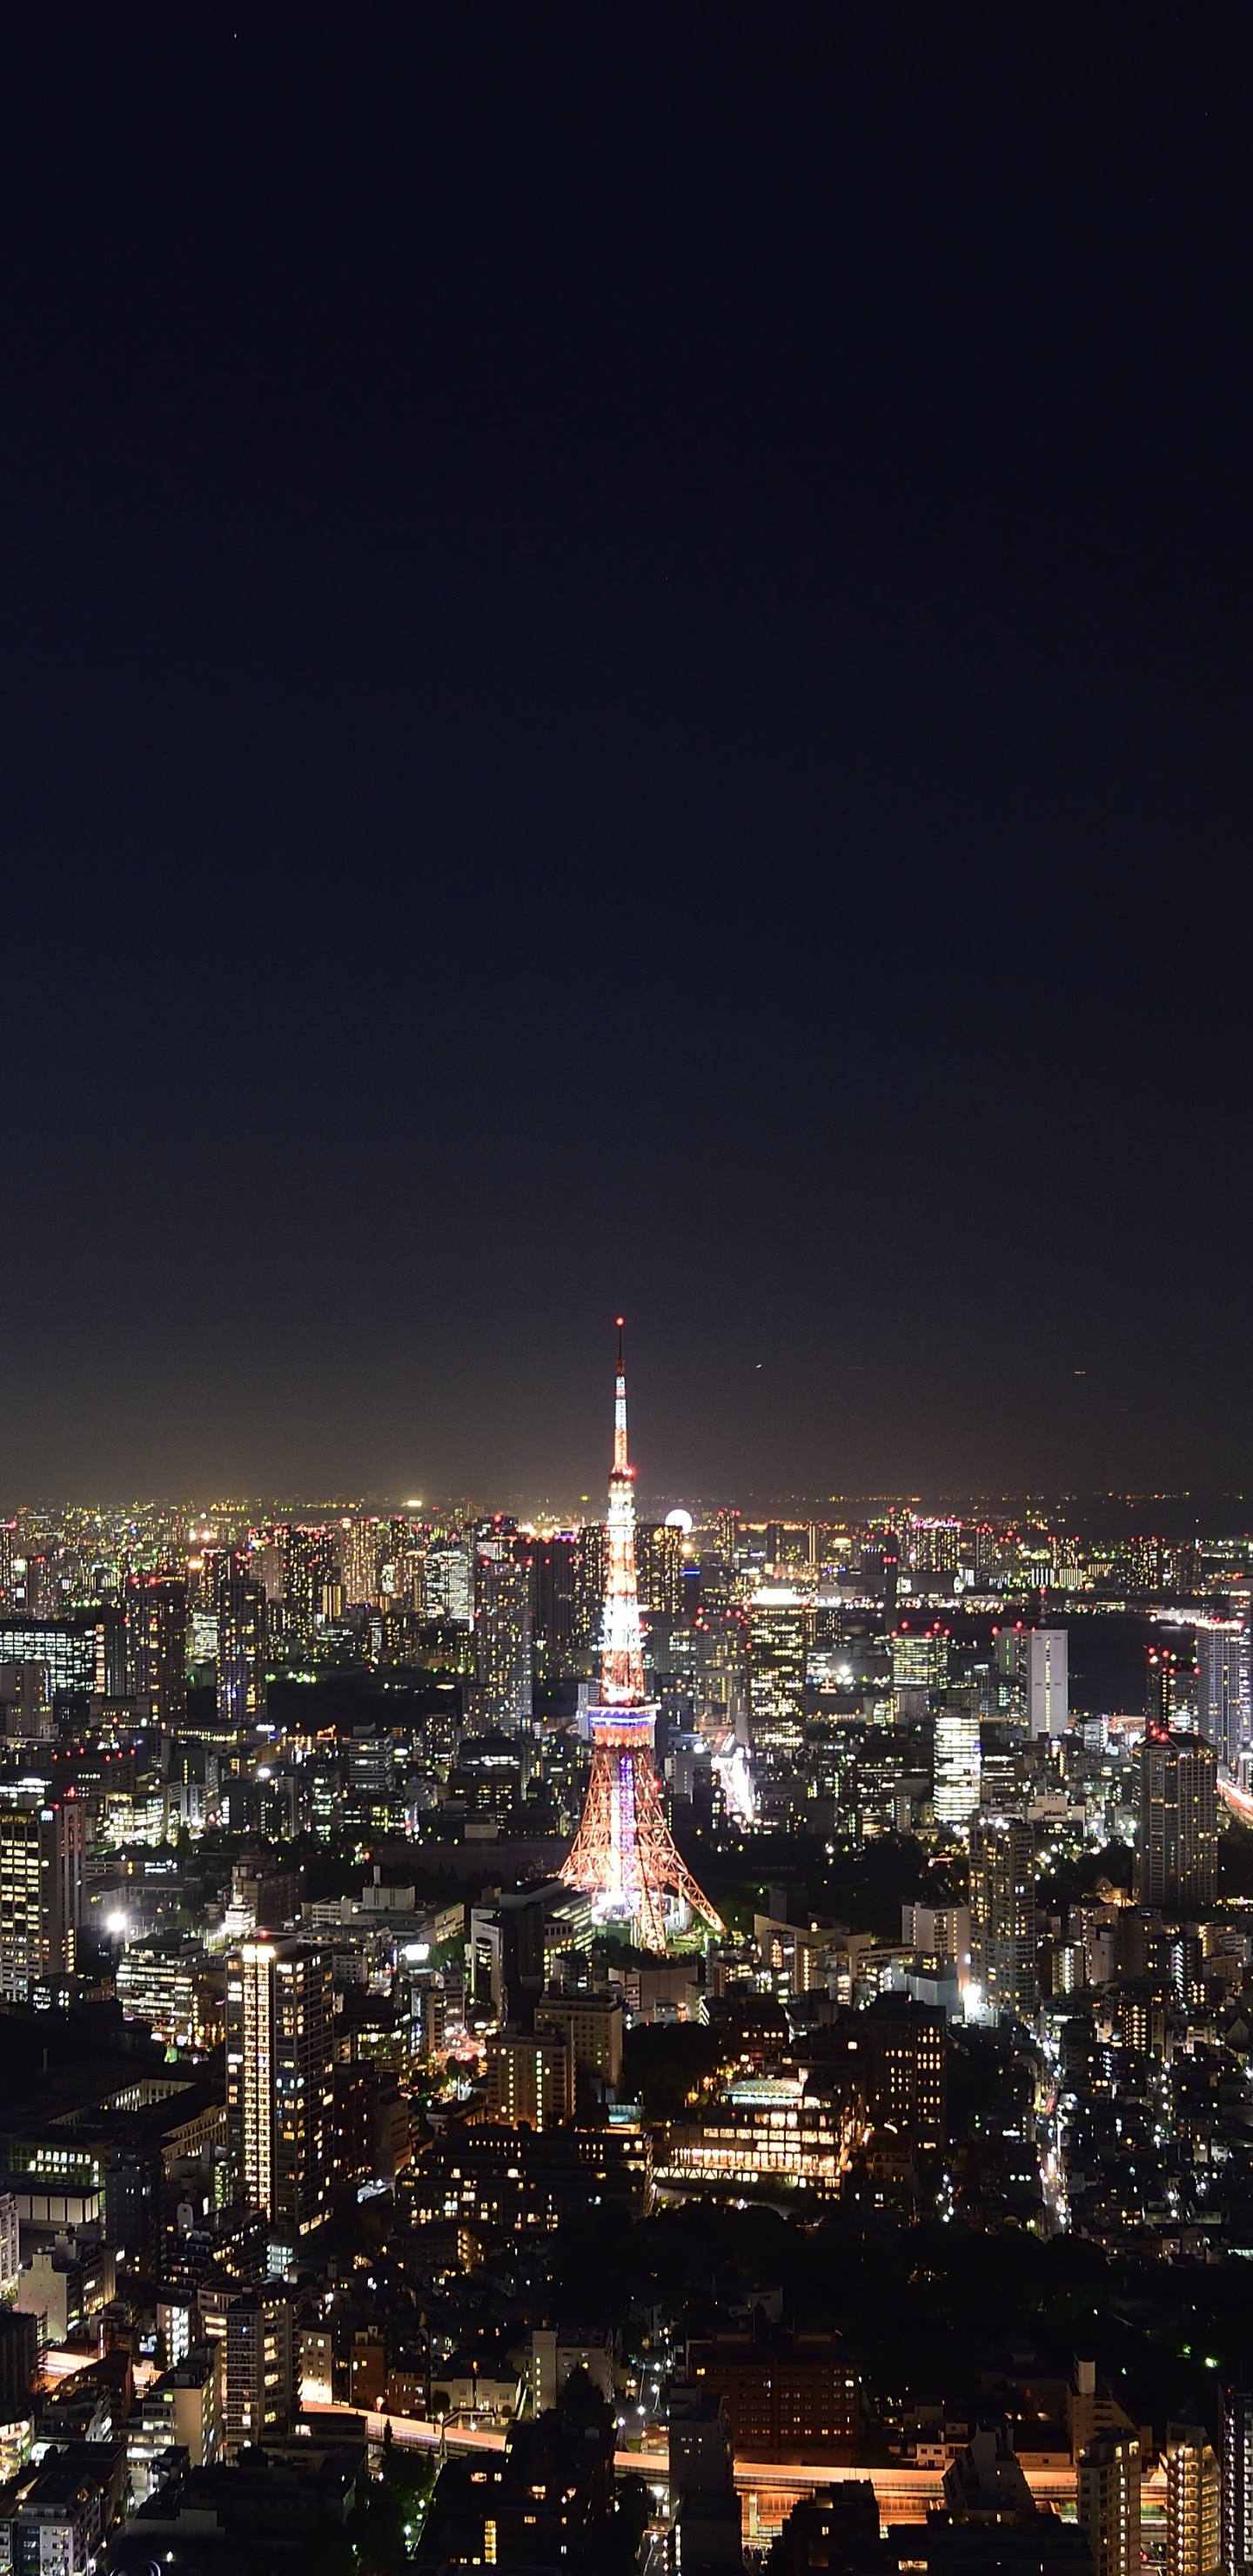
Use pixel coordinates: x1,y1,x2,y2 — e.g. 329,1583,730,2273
560,1324,722,1952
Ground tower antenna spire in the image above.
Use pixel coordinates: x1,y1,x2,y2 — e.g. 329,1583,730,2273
560,1322,722,1950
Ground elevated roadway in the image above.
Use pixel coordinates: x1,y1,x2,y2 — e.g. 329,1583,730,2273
304,2403,1166,2533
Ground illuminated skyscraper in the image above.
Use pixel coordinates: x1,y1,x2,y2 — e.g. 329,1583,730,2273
1137,1728,1217,1909
122,1572,189,1721
574,1523,606,1648
933,1689,981,1829
215,1554,267,1745
1078,2430,1142,2576
748,1594,808,1768
636,1523,685,1617
520,1531,579,1679
1165,2425,1221,2576
281,1526,338,1645
1146,1644,1182,1734
892,1629,948,1693
968,1816,1035,2021
1197,1620,1250,1775
1221,2385,1253,2576
338,1517,382,1608
561,1325,721,1951
474,1526,533,1727
1025,1630,1068,1741
225,1940,335,2240
0,1794,84,2001
996,1627,1069,1739
223,2284,294,2459
424,1537,473,1625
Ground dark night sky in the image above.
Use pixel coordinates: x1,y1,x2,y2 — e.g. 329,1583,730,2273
2,8,1251,1506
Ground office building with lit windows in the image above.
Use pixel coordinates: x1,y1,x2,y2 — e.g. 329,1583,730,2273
225,1940,335,2239
635,1522,685,1616
0,1794,84,2000
1197,1620,1251,1776
1165,2424,1220,2576
484,2030,573,2130
424,1538,473,1626
122,1573,189,1721
662,2076,863,2197
748,1593,808,1767
969,1815,1036,2021
473,1531,533,1727
223,2284,294,2459
1223,2385,1253,2576
0,1612,124,1700
215,1555,267,1747
934,1689,981,1828
1079,2429,1142,2576
1138,1729,1218,1910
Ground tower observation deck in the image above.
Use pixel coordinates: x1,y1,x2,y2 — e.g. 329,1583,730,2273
559,1323,722,1953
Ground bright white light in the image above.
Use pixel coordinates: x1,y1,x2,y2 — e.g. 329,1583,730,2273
402,1942,431,1963
105,1912,129,1938
664,1508,694,1533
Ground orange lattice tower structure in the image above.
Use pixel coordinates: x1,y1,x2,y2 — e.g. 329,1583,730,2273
560,1322,722,1952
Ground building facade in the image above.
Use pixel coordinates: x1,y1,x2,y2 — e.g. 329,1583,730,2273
225,1940,335,2239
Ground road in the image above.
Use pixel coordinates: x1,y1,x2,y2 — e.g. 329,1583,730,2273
303,2404,1166,2531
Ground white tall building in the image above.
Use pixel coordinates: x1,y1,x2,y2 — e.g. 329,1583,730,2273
1026,1629,1068,1740
934,1694,981,1828
1196,1620,1250,1777
424,1539,473,1625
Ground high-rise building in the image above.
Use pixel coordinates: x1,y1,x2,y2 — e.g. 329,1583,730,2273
968,1815,1036,2021
474,1533,533,1728
909,1518,962,1580
934,1689,981,1828
0,1662,52,1742
484,2030,574,2130
281,1526,338,1644
1147,1645,1182,1733
1026,1629,1069,1740
1223,2385,1253,2576
225,1941,335,2239
223,2285,293,2459
0,1611,124,1699
215,1554,267,1745
424,1537,473,1626
892,1629,948,1694
122,1573,189,1721
995,1627,1069,1738
0,1795,84,2001
338,1517,382,1608
574,1524,606,1650
1197,1621,1250,1775
1138,1729,1218,1909
521,1531,579,1677
1166,2424,1221,2576
635,1524,685,1617
534,1990,625,2092
1078,2430,1142,2576
748,1594,808,1767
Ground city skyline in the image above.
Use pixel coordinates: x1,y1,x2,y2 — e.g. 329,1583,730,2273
6,13,1253,2570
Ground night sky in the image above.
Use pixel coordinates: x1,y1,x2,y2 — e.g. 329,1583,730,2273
3,10,1251,1506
